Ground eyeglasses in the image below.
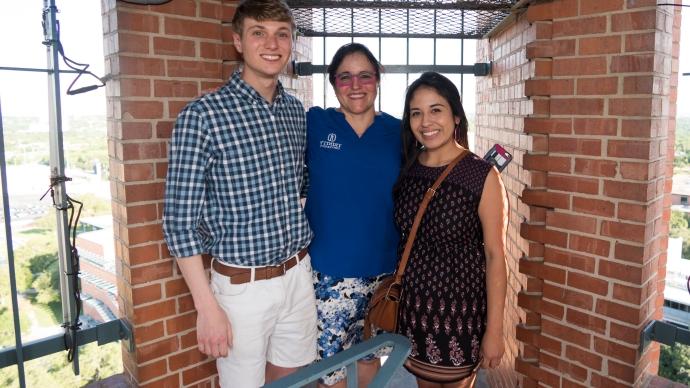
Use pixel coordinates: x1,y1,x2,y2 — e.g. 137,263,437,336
334,71,377,87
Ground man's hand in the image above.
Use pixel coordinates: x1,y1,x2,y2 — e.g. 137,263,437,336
175,255,233,358
197,301,233,357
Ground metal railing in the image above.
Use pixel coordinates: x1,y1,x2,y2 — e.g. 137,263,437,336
293,62,491,77
640,320,690,352
265,333,411,388
0,2,133,386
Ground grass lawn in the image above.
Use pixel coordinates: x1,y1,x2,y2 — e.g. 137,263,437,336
31,302,60,327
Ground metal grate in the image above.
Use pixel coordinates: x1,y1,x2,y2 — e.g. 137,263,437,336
287,0,516,39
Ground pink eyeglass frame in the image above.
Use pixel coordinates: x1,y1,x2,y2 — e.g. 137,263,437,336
334,71,378,87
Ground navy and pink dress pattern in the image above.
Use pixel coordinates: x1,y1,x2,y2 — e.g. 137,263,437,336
394,154,493,368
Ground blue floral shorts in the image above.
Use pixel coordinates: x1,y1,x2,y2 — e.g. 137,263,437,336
313,270,390,386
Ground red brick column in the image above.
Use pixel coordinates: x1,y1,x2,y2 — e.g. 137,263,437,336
476,11,534,387
102,1,311,386
477,0,682,386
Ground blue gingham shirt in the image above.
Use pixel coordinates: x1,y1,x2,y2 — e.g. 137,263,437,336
163,71,313,266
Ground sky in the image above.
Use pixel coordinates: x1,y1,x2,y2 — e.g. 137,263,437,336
0,0,106,121
0,1,688,121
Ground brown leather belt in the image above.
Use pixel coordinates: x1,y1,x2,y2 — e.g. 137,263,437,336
212,248,308,285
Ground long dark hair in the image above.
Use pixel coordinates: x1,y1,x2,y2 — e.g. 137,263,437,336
399,72,469,175
327,43,382,86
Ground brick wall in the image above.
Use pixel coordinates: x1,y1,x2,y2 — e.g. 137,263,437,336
476,0,682,386
102,0,310,385
476,11,533,387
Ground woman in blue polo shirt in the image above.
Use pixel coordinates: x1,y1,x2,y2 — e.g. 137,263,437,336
305,43,401,387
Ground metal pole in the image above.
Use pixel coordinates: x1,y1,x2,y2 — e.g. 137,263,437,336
0,66,81,74
322,9,326,105
460,11,465,100
43,0,80,374
405,9,409,87
377,8,382,112
432,8,437,67
0,101,27,388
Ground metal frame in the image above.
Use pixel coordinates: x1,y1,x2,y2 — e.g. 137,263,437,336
0,100,27,388
0,1,133,386
304,17,491,112
287,0,515,39
264,333,411,388
640,320,690,352
0,319,134,369
294,62,491,77
44,0,84,374
0,66,81,74
289,0,512,11
289,0,507,113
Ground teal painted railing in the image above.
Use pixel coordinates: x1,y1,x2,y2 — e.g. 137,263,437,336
264,333,411,388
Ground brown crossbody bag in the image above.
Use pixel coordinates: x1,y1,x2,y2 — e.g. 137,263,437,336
363,149,468,340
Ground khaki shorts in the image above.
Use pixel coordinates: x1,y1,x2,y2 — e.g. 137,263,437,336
211,255,318,387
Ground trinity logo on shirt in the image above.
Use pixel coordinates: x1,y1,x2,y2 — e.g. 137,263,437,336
320,133,342,150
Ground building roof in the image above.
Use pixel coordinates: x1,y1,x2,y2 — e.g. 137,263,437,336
672,174,690,196
80,215,114,230
77,228,116,271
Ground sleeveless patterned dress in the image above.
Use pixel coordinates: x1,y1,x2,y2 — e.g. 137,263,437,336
394,154,493,368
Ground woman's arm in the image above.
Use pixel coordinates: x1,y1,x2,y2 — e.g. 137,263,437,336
477,167,508,368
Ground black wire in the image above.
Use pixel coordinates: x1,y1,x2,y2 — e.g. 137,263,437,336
64,194,83,362
41,180,83,362
46,18,106,95
658,3,690,6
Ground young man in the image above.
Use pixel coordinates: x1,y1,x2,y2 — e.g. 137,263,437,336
162,0,316,386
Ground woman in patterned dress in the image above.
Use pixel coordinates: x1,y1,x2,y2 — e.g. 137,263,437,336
394,72,508,387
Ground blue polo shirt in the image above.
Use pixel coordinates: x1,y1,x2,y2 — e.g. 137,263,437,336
305,107,402,278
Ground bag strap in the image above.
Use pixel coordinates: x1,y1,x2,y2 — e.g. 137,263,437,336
393,149,469,284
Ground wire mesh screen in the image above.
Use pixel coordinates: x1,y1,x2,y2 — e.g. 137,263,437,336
287,0,516,39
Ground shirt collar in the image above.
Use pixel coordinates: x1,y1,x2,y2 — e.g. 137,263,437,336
227,70,286,105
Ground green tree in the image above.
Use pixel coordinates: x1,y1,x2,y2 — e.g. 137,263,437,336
32,271,60,305
670,211,689,234
14,230,57,291
0,342,123,387
674,117,690,172
669,211,690,260
660,343,690,385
